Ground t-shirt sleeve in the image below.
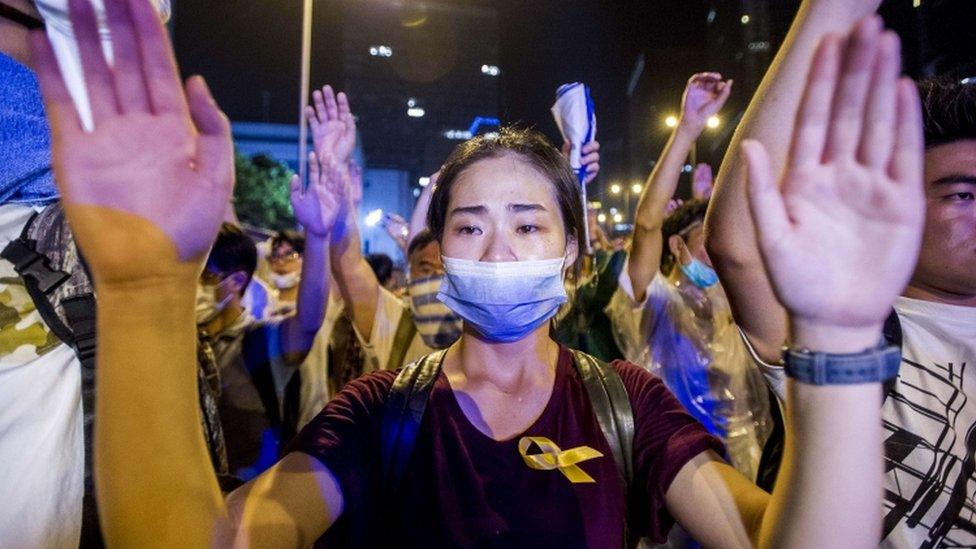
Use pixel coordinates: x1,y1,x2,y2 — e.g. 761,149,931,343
285,370,397,509
613,360,726,543
354,287,408,373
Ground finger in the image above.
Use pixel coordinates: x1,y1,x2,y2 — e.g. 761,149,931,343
716,78,733,104
889,78,924,186
68,0,118,122
312,89,327,124
580,152,600,166
309,151,322,187
823,16,883,160
125,0,188,116
103,0,150,113
186,76,233,185
28,31,83,135
323,85,338,121
858,31,901,169
581,140,600,154
337,91,351,118
742,140,791,247
290,174,301,200
789,34,843,167
305,105,320,130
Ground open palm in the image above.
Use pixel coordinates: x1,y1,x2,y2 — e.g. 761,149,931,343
744,25,924,330
291,152,345,237
307,85,357,165
31,0,233,283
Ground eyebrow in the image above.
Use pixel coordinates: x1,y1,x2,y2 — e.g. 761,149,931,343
932,174,976,186
448,203,548,216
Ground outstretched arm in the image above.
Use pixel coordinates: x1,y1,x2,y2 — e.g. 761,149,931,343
307,85,383,341
703,0,882,361
666,21,923,547
278,152,344,358
628,73,731,300
33,0,342,544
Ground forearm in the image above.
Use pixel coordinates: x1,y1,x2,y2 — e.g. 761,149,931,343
95,277,230,546
408,183,434,242
705,0,877,356
757,323,884,548
628,123,700,294
329,210,379,339
707,1,880,255
295,232,329,334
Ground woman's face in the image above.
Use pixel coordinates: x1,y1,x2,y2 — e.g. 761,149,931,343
440,153,577,265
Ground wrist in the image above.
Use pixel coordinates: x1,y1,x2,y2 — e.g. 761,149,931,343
790,318,884,354
674,120,705,140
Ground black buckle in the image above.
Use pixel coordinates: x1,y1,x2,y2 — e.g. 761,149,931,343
0,239,70,294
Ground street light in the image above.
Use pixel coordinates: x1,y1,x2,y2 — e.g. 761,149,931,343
665,115,679,128
631,183,643,194
610,183,622,195
707,115,721,129
613,213,623,223
597,213,607,223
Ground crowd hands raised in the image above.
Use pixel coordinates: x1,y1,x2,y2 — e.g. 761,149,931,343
2,0,974,546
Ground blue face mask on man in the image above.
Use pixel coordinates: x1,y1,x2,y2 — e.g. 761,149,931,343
437,256,568,343
0,51,59,206
680,258,720,289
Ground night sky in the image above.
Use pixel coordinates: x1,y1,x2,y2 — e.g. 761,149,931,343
173,0,975,183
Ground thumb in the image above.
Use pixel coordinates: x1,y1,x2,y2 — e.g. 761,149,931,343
186,76,233,184
741,140,789,248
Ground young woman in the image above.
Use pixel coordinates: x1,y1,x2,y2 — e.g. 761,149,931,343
34,0,922,547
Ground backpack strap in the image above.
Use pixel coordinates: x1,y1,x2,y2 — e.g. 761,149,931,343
381,350,447,492
386,307,418,371
570,350,634,491
881,309,903,400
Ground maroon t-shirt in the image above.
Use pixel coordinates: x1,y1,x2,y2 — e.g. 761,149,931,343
290,346,723,548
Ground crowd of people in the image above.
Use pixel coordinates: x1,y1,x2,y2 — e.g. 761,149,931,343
0,0,973,547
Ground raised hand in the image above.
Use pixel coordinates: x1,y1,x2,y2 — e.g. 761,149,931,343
306,85,357,165
291,152,346,237
680,72,732,131
29,0,233,283
692,163,714,200
742,19,924,344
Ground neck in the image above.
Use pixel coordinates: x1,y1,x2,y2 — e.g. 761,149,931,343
903,282,976,308
446,323,559,395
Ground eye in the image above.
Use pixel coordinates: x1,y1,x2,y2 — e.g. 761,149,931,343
945,192,975,202
456,225,482,235
516,225,540,234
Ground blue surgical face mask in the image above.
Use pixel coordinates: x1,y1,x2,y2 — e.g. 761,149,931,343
437,256,568,343
0,51,59,206
680,258,719,289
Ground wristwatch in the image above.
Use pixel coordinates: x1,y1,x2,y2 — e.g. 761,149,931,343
784,342,901,385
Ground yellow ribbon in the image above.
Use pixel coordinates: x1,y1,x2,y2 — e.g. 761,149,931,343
518,436,603,484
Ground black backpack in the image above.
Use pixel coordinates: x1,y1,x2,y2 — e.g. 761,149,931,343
379,348,635,541
1,204,229,547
